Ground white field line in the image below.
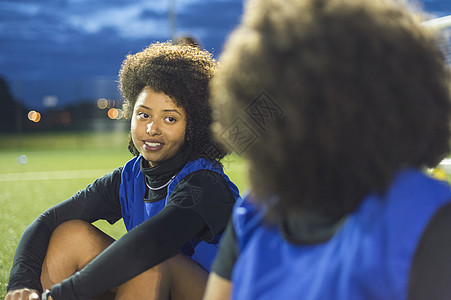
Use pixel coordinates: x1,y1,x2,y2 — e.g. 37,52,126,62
0,164,247,182
0,169,114,182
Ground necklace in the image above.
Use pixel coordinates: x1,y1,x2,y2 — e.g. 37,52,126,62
145,175,176,191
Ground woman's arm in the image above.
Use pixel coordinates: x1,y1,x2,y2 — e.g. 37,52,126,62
204,273,232,300
48,206,207,299
48,169,236,299
408,202,451,300
6,168,123,294
204,218,238,300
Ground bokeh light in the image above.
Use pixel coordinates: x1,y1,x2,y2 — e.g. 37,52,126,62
97,98,108,109
116,108,124,119
108,108,118,119
107,108,124,120
28,110,41,122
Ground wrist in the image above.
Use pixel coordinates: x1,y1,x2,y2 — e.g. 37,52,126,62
41,290,52,300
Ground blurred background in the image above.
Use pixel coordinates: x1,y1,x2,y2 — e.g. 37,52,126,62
0,0,244,143
0,0,449,141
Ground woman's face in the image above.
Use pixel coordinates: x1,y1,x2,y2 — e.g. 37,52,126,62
131,87,187,167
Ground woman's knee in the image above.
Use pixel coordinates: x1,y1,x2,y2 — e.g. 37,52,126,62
46,220,114,270
51,220,113,247
51,219,87,240
42,220,115,290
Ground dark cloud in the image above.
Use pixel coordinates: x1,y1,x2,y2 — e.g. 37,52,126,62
0,0,164,80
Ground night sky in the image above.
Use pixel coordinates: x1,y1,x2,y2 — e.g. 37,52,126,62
0,0,449,110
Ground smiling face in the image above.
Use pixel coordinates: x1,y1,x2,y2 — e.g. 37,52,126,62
131,87,187,167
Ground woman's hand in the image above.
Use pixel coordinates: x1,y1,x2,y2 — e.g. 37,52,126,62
4,288,40,300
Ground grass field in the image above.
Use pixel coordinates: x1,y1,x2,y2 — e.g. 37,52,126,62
0,131,249,298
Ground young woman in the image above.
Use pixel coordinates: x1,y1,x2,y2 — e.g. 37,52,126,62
204,0,451,299
5,42,240,300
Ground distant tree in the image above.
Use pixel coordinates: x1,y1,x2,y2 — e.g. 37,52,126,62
0,76,27,133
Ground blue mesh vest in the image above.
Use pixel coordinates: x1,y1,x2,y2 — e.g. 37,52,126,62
232,169,451,299
119,155,241,271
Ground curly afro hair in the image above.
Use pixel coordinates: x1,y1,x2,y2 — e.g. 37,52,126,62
119,42,226,163
211,0,451,221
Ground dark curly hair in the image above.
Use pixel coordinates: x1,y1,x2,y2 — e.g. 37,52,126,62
211,0,451,221
119,42,226,163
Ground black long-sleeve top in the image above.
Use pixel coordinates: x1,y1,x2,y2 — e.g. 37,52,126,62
7,153,236,299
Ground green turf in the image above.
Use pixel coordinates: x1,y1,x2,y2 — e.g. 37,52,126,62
0,132,249,298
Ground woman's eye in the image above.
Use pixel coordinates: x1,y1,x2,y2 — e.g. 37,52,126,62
137,112,149,119
166,117,176,123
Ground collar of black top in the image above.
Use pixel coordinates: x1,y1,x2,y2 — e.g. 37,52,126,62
140,146,188,190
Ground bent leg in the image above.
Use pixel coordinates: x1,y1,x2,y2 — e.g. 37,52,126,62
40,219,115,290
167,254,209,300
115,254,208,300
41,220,207,300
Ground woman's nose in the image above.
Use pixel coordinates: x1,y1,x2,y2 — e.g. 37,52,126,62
146,121,161,135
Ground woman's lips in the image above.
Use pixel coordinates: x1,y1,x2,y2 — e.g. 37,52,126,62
143,141,164,151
